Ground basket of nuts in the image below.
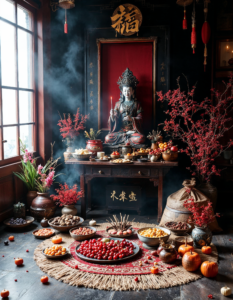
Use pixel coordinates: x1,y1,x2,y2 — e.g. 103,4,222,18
48,214,84,232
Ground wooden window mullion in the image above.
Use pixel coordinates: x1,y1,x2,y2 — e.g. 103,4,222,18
15,1,20,156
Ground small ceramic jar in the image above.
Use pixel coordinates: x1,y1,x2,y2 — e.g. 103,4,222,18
159,244,177,263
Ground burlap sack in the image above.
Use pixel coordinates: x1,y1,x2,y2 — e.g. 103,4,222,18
160,178,222,232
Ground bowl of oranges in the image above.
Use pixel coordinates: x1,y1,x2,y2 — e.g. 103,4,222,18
43,245,68,259
124,153,133,160
110,151,120,159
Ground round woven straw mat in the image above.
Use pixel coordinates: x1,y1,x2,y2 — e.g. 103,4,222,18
34,222,218,291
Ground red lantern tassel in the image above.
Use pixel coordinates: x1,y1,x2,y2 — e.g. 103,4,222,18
191,25,196,54
183,9,187,30
64,9,68,34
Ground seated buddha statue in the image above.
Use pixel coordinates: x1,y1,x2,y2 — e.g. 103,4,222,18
105,68,146,146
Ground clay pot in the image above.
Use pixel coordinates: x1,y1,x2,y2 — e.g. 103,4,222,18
86,139,103,156
61,205,78,216
191,225,212,248
30,193,56,220
151,142,158,150
26,191,37,209
40,218,49,227
162,152,178,161
159,244,177,263
121,145,132,156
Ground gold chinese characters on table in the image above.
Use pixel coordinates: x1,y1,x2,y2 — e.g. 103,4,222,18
111,4,143,36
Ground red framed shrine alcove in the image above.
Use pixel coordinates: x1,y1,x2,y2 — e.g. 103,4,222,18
97,37,157,132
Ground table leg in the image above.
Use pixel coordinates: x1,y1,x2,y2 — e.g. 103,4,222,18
158,169,163,223
87,179,92,210
80,174,86,220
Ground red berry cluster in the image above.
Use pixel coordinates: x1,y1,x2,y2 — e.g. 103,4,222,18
77,238,135,261
157,76,233,182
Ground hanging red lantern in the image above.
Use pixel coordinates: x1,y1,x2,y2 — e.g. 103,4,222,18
59,0,75,34
201,0,211,71
176,0,193,30
191,0,196,54
201,21,211,71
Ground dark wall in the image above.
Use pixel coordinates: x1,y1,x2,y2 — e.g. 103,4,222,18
48,0,216,208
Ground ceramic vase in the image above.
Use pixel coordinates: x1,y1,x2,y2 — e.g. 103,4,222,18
198,182,217,211
61,205,77,216
86,139,103,156
26,190,37,209
30,192,56,220
191,225,212,248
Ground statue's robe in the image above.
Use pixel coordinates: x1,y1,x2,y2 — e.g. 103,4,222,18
105,100,146,146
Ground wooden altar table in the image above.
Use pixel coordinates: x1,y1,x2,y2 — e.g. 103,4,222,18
65,159,178,222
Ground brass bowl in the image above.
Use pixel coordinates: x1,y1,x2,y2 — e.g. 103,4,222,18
162,152,178,161
110,154,120,159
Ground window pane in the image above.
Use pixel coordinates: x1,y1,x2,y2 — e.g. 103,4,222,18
2,89,17,125
19,91,33,123
18,29,32,89
0,21,16,87
0,0,15,23
3,126,17,159
20,124,33,152
17,5,32,31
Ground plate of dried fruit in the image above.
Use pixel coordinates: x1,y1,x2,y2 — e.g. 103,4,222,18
76,237,140,264
32,228,55,239
42,245,69,259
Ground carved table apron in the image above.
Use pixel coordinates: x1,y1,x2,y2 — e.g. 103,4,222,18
65,159,178,222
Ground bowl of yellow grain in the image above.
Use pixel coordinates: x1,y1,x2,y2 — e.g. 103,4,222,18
137,226,171,249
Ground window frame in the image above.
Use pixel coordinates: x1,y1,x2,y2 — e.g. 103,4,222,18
0,0,37,166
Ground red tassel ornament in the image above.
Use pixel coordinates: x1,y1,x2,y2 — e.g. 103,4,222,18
201,21,211,71
191,0,196,54
64,10,68,34
191,25,196,53
183,9,187,29
58,0,75,34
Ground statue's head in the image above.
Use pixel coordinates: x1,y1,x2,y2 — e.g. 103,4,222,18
117,68,139,101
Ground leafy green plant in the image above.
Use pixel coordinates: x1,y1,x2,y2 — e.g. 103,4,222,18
84,128,101,140
14,140,39,191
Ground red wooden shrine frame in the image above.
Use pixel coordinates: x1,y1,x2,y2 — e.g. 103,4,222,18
97,37,157,131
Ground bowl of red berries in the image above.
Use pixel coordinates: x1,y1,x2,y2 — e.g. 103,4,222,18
76,237,140,264
110,151,120,159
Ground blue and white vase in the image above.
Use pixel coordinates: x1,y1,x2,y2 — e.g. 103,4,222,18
191,225,212,248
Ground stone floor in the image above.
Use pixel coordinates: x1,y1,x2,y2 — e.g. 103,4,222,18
0,209,233,300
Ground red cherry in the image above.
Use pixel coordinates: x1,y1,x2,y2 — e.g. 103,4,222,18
147,256,152,260
15,279,17,282
134,277,139,282
75,265,78,269
26,250,29,252
26,270,29,272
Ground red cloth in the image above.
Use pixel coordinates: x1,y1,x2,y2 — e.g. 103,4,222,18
101,42,153,130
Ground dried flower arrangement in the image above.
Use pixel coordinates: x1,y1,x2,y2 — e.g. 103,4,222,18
157,75,233,182
106,213,134,232
51,183,83,207
57,108,88,146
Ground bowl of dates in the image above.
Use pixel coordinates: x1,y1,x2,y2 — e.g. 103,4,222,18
70,226,96,241
164,221,191,235
48,214,84,232
4,216,34,228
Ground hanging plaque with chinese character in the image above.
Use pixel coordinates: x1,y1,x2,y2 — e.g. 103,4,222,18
111,4,143,37
106,185,142,214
